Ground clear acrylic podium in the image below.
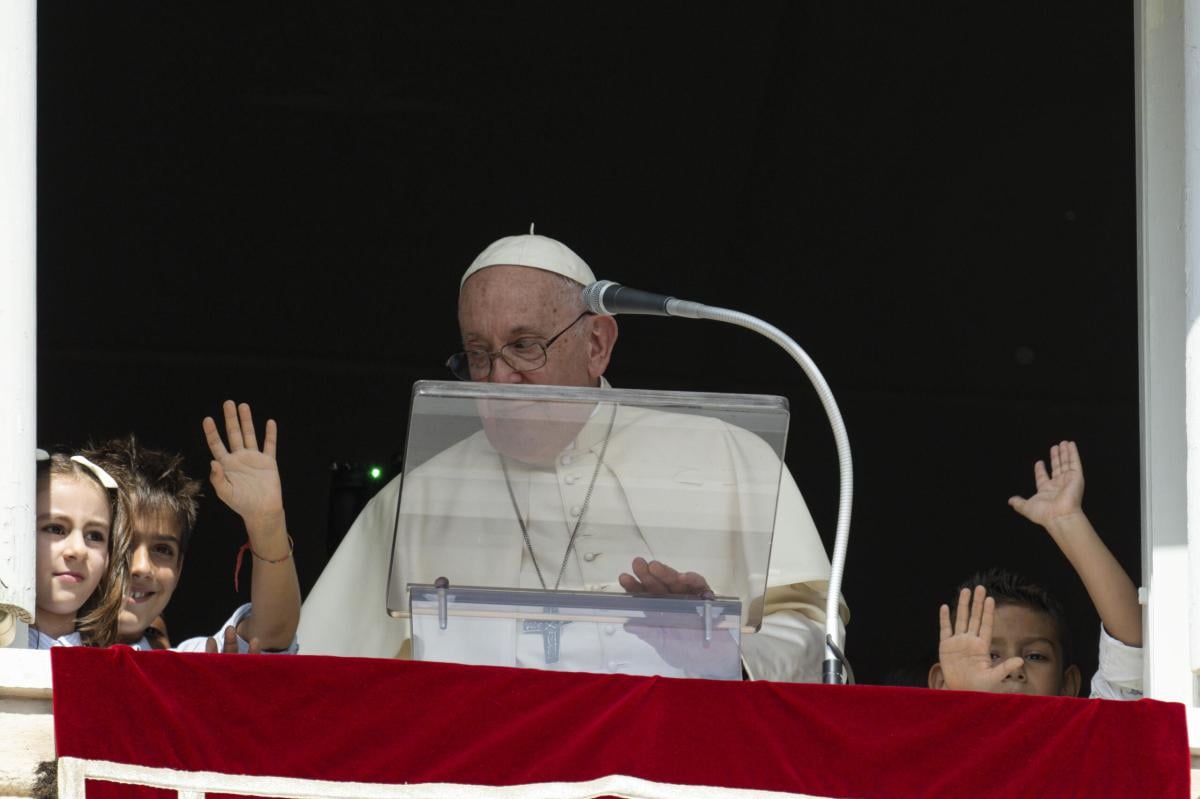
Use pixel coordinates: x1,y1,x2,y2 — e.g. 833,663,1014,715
387,381,789,680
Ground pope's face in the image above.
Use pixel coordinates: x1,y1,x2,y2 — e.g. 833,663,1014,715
459,266,599,462
458,265,598,388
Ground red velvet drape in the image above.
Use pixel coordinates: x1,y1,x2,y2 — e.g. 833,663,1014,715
51,647,1190,798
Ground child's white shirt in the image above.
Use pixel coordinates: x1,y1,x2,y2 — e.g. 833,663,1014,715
129,603,299,654
26,604,298,653
27,628,83,648
1090,623,1143,700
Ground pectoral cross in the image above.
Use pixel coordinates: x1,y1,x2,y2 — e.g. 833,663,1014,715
522,610,571,664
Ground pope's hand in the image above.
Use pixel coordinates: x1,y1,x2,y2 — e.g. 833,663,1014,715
618,557,711,596
618,557,737,678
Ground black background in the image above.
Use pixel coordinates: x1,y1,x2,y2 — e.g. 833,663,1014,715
37,3,1137,686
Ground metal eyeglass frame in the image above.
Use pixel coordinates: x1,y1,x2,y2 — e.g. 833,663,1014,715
446,311,593,381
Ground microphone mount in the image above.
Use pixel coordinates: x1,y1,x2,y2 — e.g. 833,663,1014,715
582,280,705,318
583,280,855,685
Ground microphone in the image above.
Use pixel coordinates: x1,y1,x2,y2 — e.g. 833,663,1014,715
582,280,703,318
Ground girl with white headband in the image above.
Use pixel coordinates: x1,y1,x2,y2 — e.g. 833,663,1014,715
30,453,130,647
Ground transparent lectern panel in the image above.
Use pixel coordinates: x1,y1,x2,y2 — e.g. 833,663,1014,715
409,584,743,680
387,381,788,632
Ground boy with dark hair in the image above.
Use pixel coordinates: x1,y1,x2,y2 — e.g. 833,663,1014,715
929,441,1142,700
84,400,300,652
929,569,1082,697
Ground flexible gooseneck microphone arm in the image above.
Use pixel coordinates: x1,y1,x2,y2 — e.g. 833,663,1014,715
583,280,852,684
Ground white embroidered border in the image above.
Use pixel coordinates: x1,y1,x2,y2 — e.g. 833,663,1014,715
56,757,829,799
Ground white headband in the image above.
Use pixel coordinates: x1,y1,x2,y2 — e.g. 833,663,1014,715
69,455,120,490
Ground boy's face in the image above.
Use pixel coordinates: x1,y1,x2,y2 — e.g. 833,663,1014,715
989,603,1081,697
118,511,184,642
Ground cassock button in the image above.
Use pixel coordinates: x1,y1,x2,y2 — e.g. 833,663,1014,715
603,624,616,636
564,474,579,485
583,552,598,562
560,454,573,466
569,505,582,517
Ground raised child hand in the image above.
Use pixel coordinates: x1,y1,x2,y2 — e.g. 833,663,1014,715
202,400,284,529
936,586,1024,692
1007,440,1085,528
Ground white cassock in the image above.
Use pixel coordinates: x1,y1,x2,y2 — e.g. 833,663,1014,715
299,399,847,682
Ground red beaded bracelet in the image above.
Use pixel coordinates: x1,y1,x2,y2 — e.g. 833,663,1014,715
233,535,294,592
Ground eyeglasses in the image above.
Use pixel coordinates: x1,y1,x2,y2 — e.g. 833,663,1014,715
446,311,592,381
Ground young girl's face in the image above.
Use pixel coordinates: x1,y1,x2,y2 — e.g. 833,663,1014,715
36,475,112,630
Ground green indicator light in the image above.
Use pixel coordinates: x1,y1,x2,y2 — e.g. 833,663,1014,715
369,466,383,480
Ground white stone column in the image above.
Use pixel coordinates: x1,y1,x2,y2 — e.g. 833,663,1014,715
0,0,38,646
1185,0,1200,686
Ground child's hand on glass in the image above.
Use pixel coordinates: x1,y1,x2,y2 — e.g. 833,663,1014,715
935,585,1024,692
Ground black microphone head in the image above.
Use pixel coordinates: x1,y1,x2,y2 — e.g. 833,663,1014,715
582,280,620,315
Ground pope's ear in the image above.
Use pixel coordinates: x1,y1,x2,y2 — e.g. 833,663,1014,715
586,314,618,379
928,662,947,690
